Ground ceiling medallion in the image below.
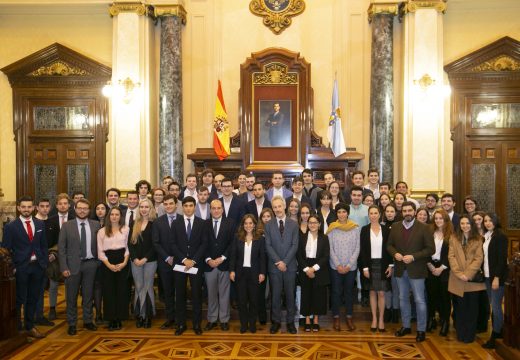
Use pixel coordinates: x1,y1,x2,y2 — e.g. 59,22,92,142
249,0,305,35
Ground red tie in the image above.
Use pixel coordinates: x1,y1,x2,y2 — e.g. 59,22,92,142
26,220,34,242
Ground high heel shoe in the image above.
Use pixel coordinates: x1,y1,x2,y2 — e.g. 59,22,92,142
370,326,377,332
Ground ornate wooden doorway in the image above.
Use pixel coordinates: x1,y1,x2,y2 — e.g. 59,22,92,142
1,43,111,204
445,36,520,256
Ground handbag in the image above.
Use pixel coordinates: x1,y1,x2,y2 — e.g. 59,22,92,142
469,269,485,283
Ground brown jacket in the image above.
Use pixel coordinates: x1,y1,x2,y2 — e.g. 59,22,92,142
448,235,485,297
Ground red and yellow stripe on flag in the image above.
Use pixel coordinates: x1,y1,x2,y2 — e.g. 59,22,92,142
213,80,230,160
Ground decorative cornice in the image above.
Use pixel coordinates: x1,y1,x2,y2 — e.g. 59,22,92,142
470,55,520,72
367,2,399,23
253,62,298,85
28,60,88,77
109,2,150,16
249,0,305,35
153,4,187,24
404,0,447,14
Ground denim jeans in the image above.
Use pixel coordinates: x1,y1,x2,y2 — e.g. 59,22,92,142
485,278,505,333
330,269,356,317
396,271,427,331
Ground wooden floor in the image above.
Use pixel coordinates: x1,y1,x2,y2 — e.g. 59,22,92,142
6,286,502,360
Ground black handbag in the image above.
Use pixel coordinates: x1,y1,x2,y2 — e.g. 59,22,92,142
469,269,485,283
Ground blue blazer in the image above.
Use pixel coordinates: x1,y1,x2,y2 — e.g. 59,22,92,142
2,217,48,270
265,187,293,202
244,199,272,220
264,217,299,273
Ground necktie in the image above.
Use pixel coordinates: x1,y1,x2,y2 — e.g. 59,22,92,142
168,215,175,227
214,220,218,237
26,220,34,241
279,219,284,236
60,215,66,228
187,218,192,239
80,222,87,259
129,210,134,226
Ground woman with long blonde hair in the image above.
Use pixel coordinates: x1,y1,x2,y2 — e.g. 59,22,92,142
128,199,157,328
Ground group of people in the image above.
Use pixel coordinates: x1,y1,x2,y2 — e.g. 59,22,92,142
1,168,508,348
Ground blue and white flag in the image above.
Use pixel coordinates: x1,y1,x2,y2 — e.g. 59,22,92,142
327,79,346,157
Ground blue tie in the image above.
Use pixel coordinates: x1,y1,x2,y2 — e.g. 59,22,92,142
187,218,192,240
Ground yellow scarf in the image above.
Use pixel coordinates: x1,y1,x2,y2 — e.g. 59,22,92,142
326,220,358,234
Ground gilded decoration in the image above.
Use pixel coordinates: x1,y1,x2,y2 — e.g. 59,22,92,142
470,55,520,72
153,5,187,24
249,0,305,35
29,61,87,77
109,2,149,16
253,62,298,85
367,3,399,23
404,0,447,14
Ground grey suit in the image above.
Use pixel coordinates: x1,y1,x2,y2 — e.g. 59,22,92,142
58,218,100,326
264,217,299,324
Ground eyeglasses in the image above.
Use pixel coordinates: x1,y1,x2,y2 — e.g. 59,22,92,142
308,221,320,225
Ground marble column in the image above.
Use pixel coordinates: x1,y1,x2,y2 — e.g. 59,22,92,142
155,4,186,182
368,2,399,184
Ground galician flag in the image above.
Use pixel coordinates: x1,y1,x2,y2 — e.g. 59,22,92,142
327,78,346,157
213,80,230,160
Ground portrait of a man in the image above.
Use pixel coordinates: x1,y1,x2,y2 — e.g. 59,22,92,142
259,100,292,147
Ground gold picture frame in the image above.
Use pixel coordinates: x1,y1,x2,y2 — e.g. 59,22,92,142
249,0,305,35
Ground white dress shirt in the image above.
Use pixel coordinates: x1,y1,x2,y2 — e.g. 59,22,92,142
243,241,252,267
303,232,320,273
125,207,137,226
272,187,284,198
370,227,383,259
76,218,94,259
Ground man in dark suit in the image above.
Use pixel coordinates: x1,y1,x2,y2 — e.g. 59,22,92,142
238,173,256,203
58,199,100,336
265,102,288,146
387,201,435,342
440,193,460,230
301,169,322,211
152,194,178,330
219,178,245,225
195,187,211,220
122,191,139,228
266,172,293,202
244,182,272,220
264,196,299,334
1,196,48,338
179,173,198,201
203,200,235,331
106,188,128,211
285,176,311,207
201,168,219,201
171,196,207,335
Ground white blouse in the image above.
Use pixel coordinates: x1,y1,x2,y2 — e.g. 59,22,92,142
303,232,320,272
483,231,492,278
243,241,252,268
370,227,383,259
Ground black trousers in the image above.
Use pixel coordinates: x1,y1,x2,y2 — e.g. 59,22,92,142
237,268,259,329
453,291,479,343
158,263,175,322
426,276,450,322
174,271,203,327
16,262,44,330
102,249,129,321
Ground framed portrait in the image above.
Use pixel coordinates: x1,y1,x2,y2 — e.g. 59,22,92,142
259,100,292,147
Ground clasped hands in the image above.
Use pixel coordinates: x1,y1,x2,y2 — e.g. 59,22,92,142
275,260,287,272
182,258,196,270
207,257,224,268
394,253,414,264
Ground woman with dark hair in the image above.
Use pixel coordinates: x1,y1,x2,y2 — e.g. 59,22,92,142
229,214,266,333
448,214,485,343
91,202,108,226
297,214,330,332
317,190,337,234
426,209,453,336
287,198,301,223
128,199,157,328
90,202,108,323
360,205,392,332
472,210,490,333
327,203,360,331
463,196,479,217
257,207,274,325
393,193,406,221
378,194,391,211
382,203,400,323
299,203,313,235
363,194,375,207
328,181,344,209
481,213,509,349
472,211,486,236
97,207,130,331
416,207,430,224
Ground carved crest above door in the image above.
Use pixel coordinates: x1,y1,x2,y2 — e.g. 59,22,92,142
249,0,305,34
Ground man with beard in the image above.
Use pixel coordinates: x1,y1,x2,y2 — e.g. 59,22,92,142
239,173,256,203
387,201,434,343
245,182,272,220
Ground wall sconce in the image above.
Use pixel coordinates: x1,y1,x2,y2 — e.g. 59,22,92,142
414,73,435,90
412,73,451,98
102,77,141,104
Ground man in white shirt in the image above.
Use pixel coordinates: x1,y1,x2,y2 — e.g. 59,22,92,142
106,188,128,211
168,182,184,215
395,181,420,208
266,171,292,201
245,182,272,219
440,193,460,230
181,174,198,200
124,191,139,227
239,174,256,202
195,187,211,220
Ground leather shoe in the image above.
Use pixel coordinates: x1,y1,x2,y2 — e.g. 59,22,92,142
240,327,247,334
346,317,356,331
143,318,152,328
333,317,341,331
220,322,229,331
175,325,187,336
84,323,97,331
67,326,77,336
287,323,297,334
439,321,449,336
27,327,45,338
35,317,55,327
395,327,412,337
193,327,203,335
416,331,426,342
136,317,143,328
160,320,175,329
270,322,281,334
250,326,257,333
48,307,57,321
204,322,217,331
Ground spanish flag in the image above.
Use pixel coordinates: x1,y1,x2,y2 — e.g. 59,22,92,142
213,80,230,160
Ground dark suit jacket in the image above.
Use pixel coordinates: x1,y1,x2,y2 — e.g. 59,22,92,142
428,238,450,282
486,230,509,285
265,187,293,202
317,208,337,234
264,217,299,273
296,232,330,286
387,220,435,279
285,194,312,208
2,217,48,270
359,224,392,279
46,212,76,249
219,195,245,225
204,217,235,272
229,236,266,280
58,218,100,275
244,198,272,219
451,212,461,231
152,214,176,268
171,216,207,266
205,184,219,202
238,191,254,203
